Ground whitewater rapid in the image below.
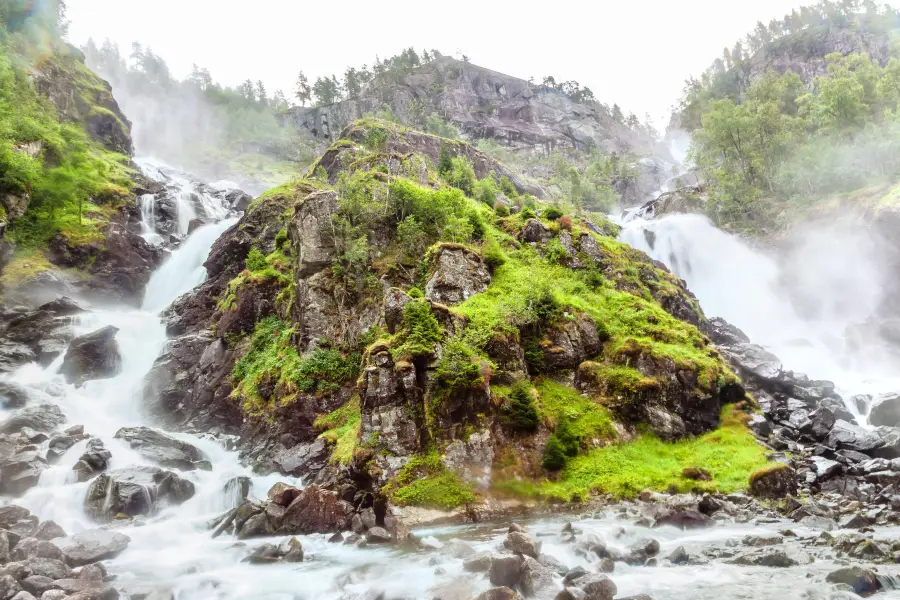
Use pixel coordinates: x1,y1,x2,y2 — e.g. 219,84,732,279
620,213,900,409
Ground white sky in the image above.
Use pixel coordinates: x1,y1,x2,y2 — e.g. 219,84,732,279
66,0,846,126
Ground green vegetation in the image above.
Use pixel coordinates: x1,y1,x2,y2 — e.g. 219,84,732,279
498,381,540,433
433,335,485,397
315,396,361,465
0,2,136,249
504,406,769,500
388,451,478,510
231,317,360,413
391,299,444,361
680,2,900,231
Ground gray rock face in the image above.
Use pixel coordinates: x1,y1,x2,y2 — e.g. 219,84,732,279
72,439,111,482
424,246,491,305
489,555,523,588
826,567,882,596
0,405,65,436
288,190,338,277
83,466,195,521
54,530,130,566
0,298,84,373
59,326,121,385
113,427,206,471
869,393,900,427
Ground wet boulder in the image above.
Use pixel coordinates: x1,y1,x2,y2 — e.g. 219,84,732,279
868,393,900,427
520,556,556,597
83,466,195,521
0,451,48,496
827,420,885,454
653,508,711,530
504,531,541,559
54,530,130,566
574,574,617,600
113,427,206,471
0,297,84,373
749,464,797,499
473,588,519,600
0,383,31,410
0,405,65,435
72,439,111,482
489,555,523,588
279,485,352,535
826,567,882,596
59,326,121,385
424,245,491,305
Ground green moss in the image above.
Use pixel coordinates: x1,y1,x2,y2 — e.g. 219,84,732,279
0,248,53,290
388,451,478,510
749,461,791,485
231,317,360,413
502,405,769,501
315,396,361,465
391,299,444,361
535,379,617,443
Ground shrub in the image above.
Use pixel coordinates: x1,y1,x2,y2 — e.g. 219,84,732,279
434,336,485,397
493,202,510,217
558,215,573,231
392,300,444,360
407,286,424,298
542,420,580,471
544,206,564,221
437,142,453,175
473,177,498,206
445,156,476,196
502,381,539,433
245,247,268,272
482,240,507,271
499,176,518,198
397,215,428,257
520,207,536,220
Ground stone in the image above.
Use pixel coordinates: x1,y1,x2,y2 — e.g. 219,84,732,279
21,576,56,597
266,482,302,507
365,527,392,544
54,529,130,566
83,466,195,521
653,508,711,529
826,567,882,596
503,531,540,558
838,514,871,529
473,588,518,600
576,574,617,600
72,439,111,482
682,467,712,481
16,558,69,580
0,576,20,600
520,555,556,597
827,420,885,453
243,543,279,564
463,553,492,573
11,539,64,563
444,539,476,559
489,555,523,588
869,393,900,427
729,550,798,567
667,546,689,564
280,485,351,534
625,538,660,564
32,522,65,541
58,326,121,385
11,592,36,600
743,535,782,547
113,427,206,470
749,464,797,499
0,406,65,435
0,451,48,496
424,246,491,305
810,456,841,480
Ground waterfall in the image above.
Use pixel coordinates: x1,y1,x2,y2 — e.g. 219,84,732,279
619,213,900,401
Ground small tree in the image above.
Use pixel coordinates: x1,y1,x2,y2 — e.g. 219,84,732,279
295,71,311,106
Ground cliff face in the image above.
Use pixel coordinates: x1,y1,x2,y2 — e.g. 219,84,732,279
287,57,672,161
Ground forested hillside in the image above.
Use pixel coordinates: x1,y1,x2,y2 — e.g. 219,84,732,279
671,1,900,233
82,40,316,194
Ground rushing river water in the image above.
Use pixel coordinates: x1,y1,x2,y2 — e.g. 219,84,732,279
1,166,899,599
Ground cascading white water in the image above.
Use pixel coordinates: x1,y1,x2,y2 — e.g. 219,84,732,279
620,213,900,405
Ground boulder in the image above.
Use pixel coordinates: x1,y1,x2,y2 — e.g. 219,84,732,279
520,219,552,244
53,530,130,566
10,539,65,562
0,451,48,496
473,589,519,600
869,393,900,427
653,508,711,530
749,464,797,499
279,485,351,534
729,550,798,567
58,326,121,385
519,556,556,597
489,555,523,588
424,246,491,305
826,567,882,596
83,466,195,521
0,405,65,435
503,531,540,559
113,427,206,471
827,420,885,453
0,576,20,600
72,439,111,482
0,383,30,410
0,298,83,373
575,574,617,600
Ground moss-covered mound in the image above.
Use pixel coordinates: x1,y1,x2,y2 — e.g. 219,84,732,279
166,118,768,511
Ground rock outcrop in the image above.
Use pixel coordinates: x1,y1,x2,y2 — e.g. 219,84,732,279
58,326,121,385
84,466,195,521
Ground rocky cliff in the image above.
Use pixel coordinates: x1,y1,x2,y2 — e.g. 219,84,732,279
144,119,765,514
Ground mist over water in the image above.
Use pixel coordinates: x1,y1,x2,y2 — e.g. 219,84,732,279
620,213,900,403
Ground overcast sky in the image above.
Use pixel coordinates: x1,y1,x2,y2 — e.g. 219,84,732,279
67,0,840,126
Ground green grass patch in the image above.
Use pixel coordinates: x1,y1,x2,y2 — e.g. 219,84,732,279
315,396,361,465
387,451,478,510
535,379,617,442
231,317,361,413
500,405,769,501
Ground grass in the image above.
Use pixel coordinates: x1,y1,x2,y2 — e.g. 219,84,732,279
315,396,361,465
498,406,769,501
387,451,478,510
535,379,616,443
230,316,361,414
0,248,54,289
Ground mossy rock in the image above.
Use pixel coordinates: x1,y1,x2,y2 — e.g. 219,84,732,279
749,462,797,499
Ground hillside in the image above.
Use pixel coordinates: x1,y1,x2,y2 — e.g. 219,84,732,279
289,55,676,208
